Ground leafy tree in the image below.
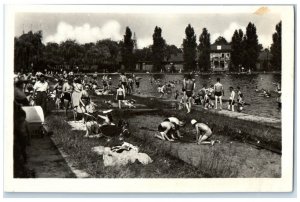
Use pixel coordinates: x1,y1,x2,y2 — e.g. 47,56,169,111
135,46,152,62
198,28,211,71
270,21,281,71
243,22,260,70
43,42,63,67
231,29,244,71
152,26,166,72
165,44,182,62
121,27,134,71
213,36,229,45
14,31,44,72
183,24,197,71
59,39,83,69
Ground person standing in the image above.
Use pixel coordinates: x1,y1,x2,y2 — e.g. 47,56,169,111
72,78,84,119
120,72,128,94
33,74,49,114
183,74,195,113
14,80,29,106
62,78,73,116
213,78,224,110
228,86,236,111
116,84,125,109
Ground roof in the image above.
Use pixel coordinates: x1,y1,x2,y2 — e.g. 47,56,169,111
210,44,232,52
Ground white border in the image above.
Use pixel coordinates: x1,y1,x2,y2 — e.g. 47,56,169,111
4,5,294,193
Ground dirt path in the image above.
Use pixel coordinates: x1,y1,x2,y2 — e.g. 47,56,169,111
26,136,75,178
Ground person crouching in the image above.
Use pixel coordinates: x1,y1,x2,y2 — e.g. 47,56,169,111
164,117,185,139
155,121,176,141
191,119,215,145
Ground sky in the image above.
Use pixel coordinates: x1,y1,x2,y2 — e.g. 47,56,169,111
14,9,281,49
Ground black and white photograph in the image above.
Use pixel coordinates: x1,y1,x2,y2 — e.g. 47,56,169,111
3,4,295,193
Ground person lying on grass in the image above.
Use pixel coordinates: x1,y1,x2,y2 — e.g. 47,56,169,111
191,119,216,146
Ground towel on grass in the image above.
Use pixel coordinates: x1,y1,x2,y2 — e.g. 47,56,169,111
92,143,152,167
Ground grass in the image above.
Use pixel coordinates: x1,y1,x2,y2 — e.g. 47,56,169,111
125,94,282,153
47,114,207,178
41,89,281,178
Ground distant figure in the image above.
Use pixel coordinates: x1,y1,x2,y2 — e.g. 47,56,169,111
183,74,195,113
237,86,242,102
237,94,245,112
214,78,224,110
119,72,128,93
174,90,179,100
72,78,84,118
93,72,98,79
62,78,73,116
33,74,49,113
191,119,214,145
116,84,125,109
158,84,165,98
180,94,189,112
203,90,212,109
228,86,235,112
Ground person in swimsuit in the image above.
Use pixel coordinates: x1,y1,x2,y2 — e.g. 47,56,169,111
116,84,125,109
155,121,176,141
158,84,165,98
164,117,185,138
191,119,215,145
214,78,224,110
184,74,195,113
228,86,236,111
120,72,128,93
53,79,64,109
62,78,73,116
237,86,242,102
174,90,179,100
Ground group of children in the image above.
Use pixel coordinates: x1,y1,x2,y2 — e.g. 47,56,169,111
155,117,216,145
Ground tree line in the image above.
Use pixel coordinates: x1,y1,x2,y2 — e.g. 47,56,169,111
14,21,281,73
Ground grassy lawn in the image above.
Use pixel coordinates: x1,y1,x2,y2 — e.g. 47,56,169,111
47,114,207,178
41,90,281,178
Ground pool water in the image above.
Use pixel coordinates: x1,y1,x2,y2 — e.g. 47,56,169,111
96,73,281,119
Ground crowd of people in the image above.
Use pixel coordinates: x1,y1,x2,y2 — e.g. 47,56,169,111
13,69,281,176
152,74,247,113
